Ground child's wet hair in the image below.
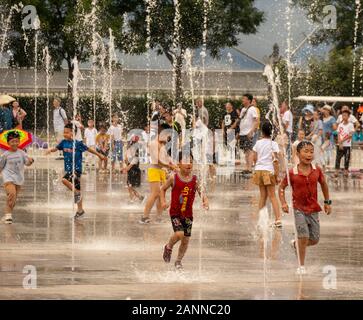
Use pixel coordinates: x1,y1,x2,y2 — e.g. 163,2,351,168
6,131,20,143
261,121,272,137
64,123,78,135
178,151,193,164
296,140,314,153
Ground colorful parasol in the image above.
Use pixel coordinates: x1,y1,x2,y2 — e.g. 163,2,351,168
357,105,363,113
0,129,33,150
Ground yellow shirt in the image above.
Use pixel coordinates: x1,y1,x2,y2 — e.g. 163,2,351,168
256,107,261,129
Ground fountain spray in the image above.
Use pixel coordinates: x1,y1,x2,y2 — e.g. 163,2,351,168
0,4,23,65
145,0,156,128
352,0,361,100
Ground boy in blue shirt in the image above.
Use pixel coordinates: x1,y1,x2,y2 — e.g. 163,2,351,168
46,123,106,219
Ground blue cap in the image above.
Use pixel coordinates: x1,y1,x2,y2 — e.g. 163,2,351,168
302,104,315,114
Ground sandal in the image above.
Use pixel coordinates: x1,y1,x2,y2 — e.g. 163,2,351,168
273,220,282,228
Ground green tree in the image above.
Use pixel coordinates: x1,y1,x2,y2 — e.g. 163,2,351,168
120,0,264,102
292,0,361,49
1,0,137,100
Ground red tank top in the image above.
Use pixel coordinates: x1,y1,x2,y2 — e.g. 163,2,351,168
170,174,197,218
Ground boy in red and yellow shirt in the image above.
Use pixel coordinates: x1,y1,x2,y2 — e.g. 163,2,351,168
160,153,209,270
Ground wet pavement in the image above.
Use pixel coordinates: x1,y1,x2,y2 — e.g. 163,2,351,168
0,158,363,300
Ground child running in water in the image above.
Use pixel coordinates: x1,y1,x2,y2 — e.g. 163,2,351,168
0,131,34,224
252,122,281,228
96,124,110,173
160,153,209,270
139,131,177,224
279,140,331,275
123,135,144,203
46,123,106,219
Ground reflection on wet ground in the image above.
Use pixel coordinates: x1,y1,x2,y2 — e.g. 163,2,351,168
0,162,362,299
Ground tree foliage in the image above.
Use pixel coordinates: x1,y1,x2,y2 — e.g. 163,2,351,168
1,0,136,99
293,0,361,49
120,0,264,101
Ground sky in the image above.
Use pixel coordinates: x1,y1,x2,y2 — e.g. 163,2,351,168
115,0,325,71
237,0,325,63
0,0,326,70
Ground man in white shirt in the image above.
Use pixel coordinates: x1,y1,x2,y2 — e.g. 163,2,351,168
195,98,209,127
52,97,68,159
281,100,294,160
238,93,258,173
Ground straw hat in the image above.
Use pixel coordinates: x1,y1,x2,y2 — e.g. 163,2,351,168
0,95,16,106
322,105,332,112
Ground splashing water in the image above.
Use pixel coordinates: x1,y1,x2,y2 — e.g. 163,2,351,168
108,28,116,123
135,270,215,284
33,16,40,142
352,0,361,98
90,0,99,122
145,0,157,122
257,206,269,299
285,0,293,108
43,46,52,211
200,0,210,105
227,52,233,99
185,49,196,123
0,4,23,66
171,0,181,103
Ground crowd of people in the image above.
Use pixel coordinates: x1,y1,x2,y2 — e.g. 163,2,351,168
3,93,362,273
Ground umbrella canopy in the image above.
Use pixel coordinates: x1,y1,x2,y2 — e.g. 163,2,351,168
0,95,16,106
0,129,33,151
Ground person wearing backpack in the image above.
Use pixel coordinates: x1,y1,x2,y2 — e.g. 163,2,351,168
52,97,68,160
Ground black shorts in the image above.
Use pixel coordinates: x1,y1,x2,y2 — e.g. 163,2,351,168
127,166,141,187
63,172,81,191
171,216,193,237
96,148,109,157
239,135,253,152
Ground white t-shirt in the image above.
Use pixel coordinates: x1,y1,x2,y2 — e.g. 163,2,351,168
173,108,187,130
53,107,67,133
0,149,30,185
193,118,208,140
253,139,279,173
337,114,358,125
239,106,258,136
107,124,123,141
84,127,98,147
71,120,83,141
282,110,293,133
338,122,355,147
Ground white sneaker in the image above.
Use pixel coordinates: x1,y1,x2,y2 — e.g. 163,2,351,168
1,214,13,224
296,266,306,275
